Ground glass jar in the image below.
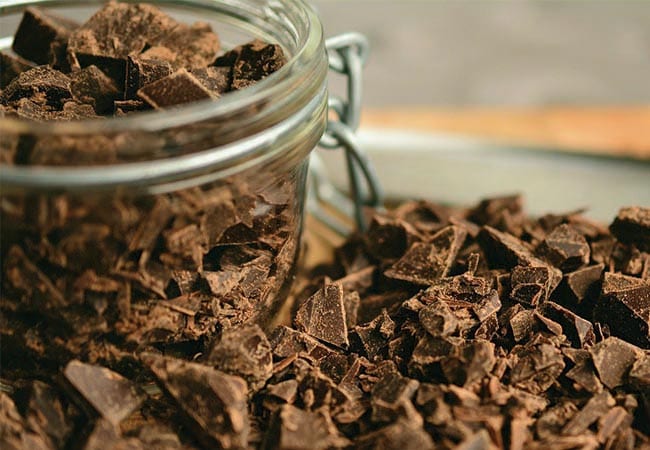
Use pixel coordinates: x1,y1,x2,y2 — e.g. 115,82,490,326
0,0,327,373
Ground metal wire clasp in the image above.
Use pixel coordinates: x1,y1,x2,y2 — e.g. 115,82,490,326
310,32,384,234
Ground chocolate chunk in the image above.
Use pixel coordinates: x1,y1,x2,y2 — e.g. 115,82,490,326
190,66,230,96
156,21,221,69
385,225,466,285
63,360,142,425
610,206,650,251
629,353,650,387
556,263,604,305
562,391,615,436
270,326,337,361
351,309,395,360
478,225,537,269
371,371,419,422
144,353,250,450
216,39,286,90
1,66,72,109
125,56,173,99
419,299,458,337
137,68,215,108
82,419,142,450
71,65,121,114
510,264,561,306
294,283,349,349
12,7,79,65
264,405,349,450
467,194,525,234
597,407,633,444
364,215,419,261
541,302,595,348
0,51,34,88
589,337,641,389
342,291,361,328
0,392,53,450
537,224,590,271
508,341,565,394
595,273,650,348
205,324,273,392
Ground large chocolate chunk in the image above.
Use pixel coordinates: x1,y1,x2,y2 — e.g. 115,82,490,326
384,225,466,285
537,224,590,271
216,39,286,90
541,302,595,348
595,273,650,348
63,360,142,425
556,263,604,306
419,299,458,337
294,283,349,349
125,56,173,99
610,206,650,251
478,225,537,269
263,405,349,450
0,51,34,89
205,324,273,392
589,337,641,389
155,21,220,69
12,7,79,65
137,68,215,108
190,66,230,96
71,65,121,114
1,66,72,109
144,354,249,450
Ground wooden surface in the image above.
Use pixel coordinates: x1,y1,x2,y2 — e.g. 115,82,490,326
361,107,650,160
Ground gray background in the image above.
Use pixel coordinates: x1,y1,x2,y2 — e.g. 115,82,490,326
312,0,650,107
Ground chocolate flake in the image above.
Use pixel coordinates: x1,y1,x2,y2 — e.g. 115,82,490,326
537,224,590,271
294,283,349,349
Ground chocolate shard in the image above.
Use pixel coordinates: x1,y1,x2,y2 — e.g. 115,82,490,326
350,309,395,360
594,272,650,348
541,302,595,348
0,392,54,450
356,418,435,450
205,324,273,392
144,353,250,450
537,224,590,271
137,68,215,108
364,214,420,262
1,66,72,109
125,56,173,99
263,404,349,450
294,283,349,349
385,225,467,285
556,263,604,306
71,65,121,114
419,298,458,337
478,225,537,269
629,352,650,387
596,407,633,444
370,371,420,423
589,337,641,389
1,51,34,89
270,326,338,361
189,67,230,96
510,264,562,306
610,206,650,251
508,341,565,394
562,391,615,436
216,39,286,90
11,7,79,66
467,194,524,234
156,21,221,69
81,419,142,450
63,360,142,425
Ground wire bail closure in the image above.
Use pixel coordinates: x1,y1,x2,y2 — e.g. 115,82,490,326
312,32,384,234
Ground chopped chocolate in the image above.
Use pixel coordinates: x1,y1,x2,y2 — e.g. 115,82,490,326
589,337,641,389
125,56,173,99
1,66,72,109
63,360,142,425
478,225,537,269
364,215,419,261
556,263,604,306
217,40,286,91
562,391,615,436
541,302,594,348
537,224,590,271
419,298,458,337
294,283,349,349
137,68,215,108
144,353,249,450
12,7,79,66
595,273,650,348
610,206,650,251
205,324,273,392
370,370,419,422
0,51,34,89
114,99,148,115
351,309,395,360
71,65,121,114
263,405,349,450
384,225,466,285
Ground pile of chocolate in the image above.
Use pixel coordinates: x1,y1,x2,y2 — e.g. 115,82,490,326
2,195,649,449
1,2,286,163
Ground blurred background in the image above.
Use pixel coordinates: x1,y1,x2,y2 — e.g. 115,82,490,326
311,0,650,220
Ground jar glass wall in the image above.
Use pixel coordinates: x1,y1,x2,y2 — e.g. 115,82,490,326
0,0,327,376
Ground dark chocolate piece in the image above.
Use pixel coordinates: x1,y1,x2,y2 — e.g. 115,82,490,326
125,56,173,99
137,68,215,108
71,65,121,114
1,66,72,109
264,405,349,450
294,283,349,349
595,273,650,348
589,337,641,389
557,263,604,305
610,206,650,251
478,225,539,269
0,51,34,88
541,301,595,348
537,224,590,271
562,391,615,436
63,360,142,425
205,324,273,392
144,353,250,450
384,225,466,285
419,299,458,337
216,39,286,91
12,7,79,66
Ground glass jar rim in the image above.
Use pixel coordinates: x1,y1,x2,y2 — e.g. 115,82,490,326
1,0,328,193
